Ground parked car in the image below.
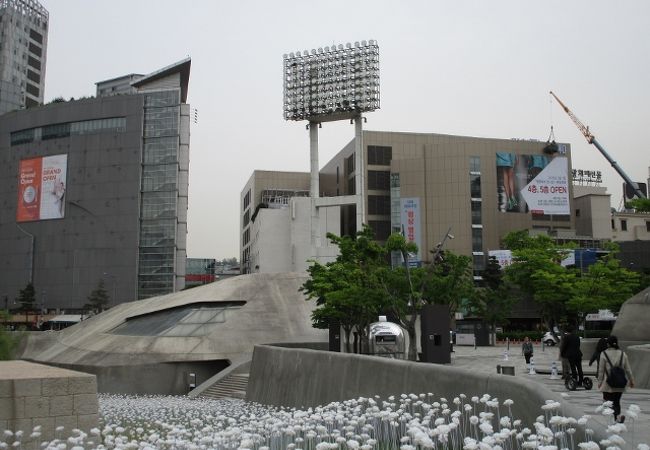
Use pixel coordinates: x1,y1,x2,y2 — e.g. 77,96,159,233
543,331,559,346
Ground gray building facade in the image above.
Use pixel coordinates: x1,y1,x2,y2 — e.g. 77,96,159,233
0,0,48,114
0,58,190,310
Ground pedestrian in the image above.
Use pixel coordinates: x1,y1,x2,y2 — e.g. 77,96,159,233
558,331,571,380
589,337,608,373
522,336,534,364
560,326,583,383
598,335,634,423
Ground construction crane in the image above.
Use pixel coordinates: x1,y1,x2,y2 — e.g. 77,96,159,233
549,91,646,199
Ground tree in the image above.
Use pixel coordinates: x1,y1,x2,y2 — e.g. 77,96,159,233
17,282,36,326
85,279,110,314
568,243,639,316
301,226,389,353
624,197,650,212
382,234,475,361
503,231,576,330
0,311,20,360
467,256,516,329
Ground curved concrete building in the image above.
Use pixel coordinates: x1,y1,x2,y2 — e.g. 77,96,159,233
611,286,650,388
19,273,327,394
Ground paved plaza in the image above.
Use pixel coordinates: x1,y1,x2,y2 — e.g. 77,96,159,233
450,343,650,446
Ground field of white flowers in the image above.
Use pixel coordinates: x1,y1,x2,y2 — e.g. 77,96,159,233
1,393,647,450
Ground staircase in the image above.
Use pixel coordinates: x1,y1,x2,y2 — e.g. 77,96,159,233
198,373,249,400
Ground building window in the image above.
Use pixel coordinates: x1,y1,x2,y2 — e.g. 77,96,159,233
471,200,482,225
646,221,650,232
243,189,251,210
576,209,581,217
472,228,483,252
367,145,392,165
345,153,355,175
611,219,615,230
469,156,481,173
367,170,390,190
368,220,391,241
243,210,250,227
470,174,481,198
368,195,391,215
621,219,627,231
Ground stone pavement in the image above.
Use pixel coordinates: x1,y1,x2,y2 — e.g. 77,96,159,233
450,343,650,447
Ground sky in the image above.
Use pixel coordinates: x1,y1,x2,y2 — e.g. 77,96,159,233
40,0,650,259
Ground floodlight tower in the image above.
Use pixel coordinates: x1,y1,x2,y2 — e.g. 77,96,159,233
283,40,380,248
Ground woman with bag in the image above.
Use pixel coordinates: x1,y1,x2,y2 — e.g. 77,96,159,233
597,335,635,423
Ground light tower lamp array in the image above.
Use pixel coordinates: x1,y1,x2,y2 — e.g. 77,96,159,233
283,40,380,122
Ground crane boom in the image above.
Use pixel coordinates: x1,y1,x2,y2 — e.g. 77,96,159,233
549,91,646,199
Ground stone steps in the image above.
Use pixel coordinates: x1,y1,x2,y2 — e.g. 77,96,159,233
199,373,249,400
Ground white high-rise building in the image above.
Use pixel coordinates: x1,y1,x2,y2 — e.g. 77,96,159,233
0,0,48,115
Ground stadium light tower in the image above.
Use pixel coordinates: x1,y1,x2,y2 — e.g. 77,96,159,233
283,40,380,246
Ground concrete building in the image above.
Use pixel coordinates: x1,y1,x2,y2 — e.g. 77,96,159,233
0,58,191,309
572,185,612,240
0,0,48,114
241,131,575,277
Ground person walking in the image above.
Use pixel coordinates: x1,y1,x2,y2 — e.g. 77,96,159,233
589,337,608,373
560,326,583,383
522,336,534,365
598,335,634,423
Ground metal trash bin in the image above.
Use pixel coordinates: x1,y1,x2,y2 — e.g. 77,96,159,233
368,316,407,359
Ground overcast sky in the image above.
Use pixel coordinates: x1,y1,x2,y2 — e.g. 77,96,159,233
41,0,650,259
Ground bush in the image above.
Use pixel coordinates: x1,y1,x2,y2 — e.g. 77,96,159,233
496,331,543,341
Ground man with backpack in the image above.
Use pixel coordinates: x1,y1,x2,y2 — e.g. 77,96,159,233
598,335,635,423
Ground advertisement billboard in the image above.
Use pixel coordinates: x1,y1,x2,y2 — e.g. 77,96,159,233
17,154,67,222
400,197,421,265
496,152,569,215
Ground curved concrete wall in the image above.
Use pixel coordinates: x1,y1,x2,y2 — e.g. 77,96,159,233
247,345,604,440
625,344,650,389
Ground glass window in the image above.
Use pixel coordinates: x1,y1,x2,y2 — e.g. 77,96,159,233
367,145,392,165
470,174,481,198
472,228,483,252
368,195,391,215
621,219,627,231
367,170,390,190
143,137,178,164
145,90,180,107
142,164,178,192
469,156,481,173
471,200,482,225
368,220,391,241
473,254,486,271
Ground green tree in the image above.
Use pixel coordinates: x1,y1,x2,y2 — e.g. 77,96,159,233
85,279,110,314
467,256,516,329
568,243,639,316
0,311,20,360
17,282,36,325
625,197,650,212
503,230,576,330
301,226,388,353
382,233,475,360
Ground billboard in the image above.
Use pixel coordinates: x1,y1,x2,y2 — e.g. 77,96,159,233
17,154,68,222
496,153,570,215
400,197,421,265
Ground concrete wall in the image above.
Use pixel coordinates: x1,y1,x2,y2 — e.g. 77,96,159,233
0,361,98,449
41,359,229,395
247,345,600,436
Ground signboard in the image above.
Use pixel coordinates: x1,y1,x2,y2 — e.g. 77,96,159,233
496,152,570,215
520,156,570,215
400,197,421,265
17,154,67,222
488,250,513,268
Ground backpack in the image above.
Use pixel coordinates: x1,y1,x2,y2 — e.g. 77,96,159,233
603,350,628,388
